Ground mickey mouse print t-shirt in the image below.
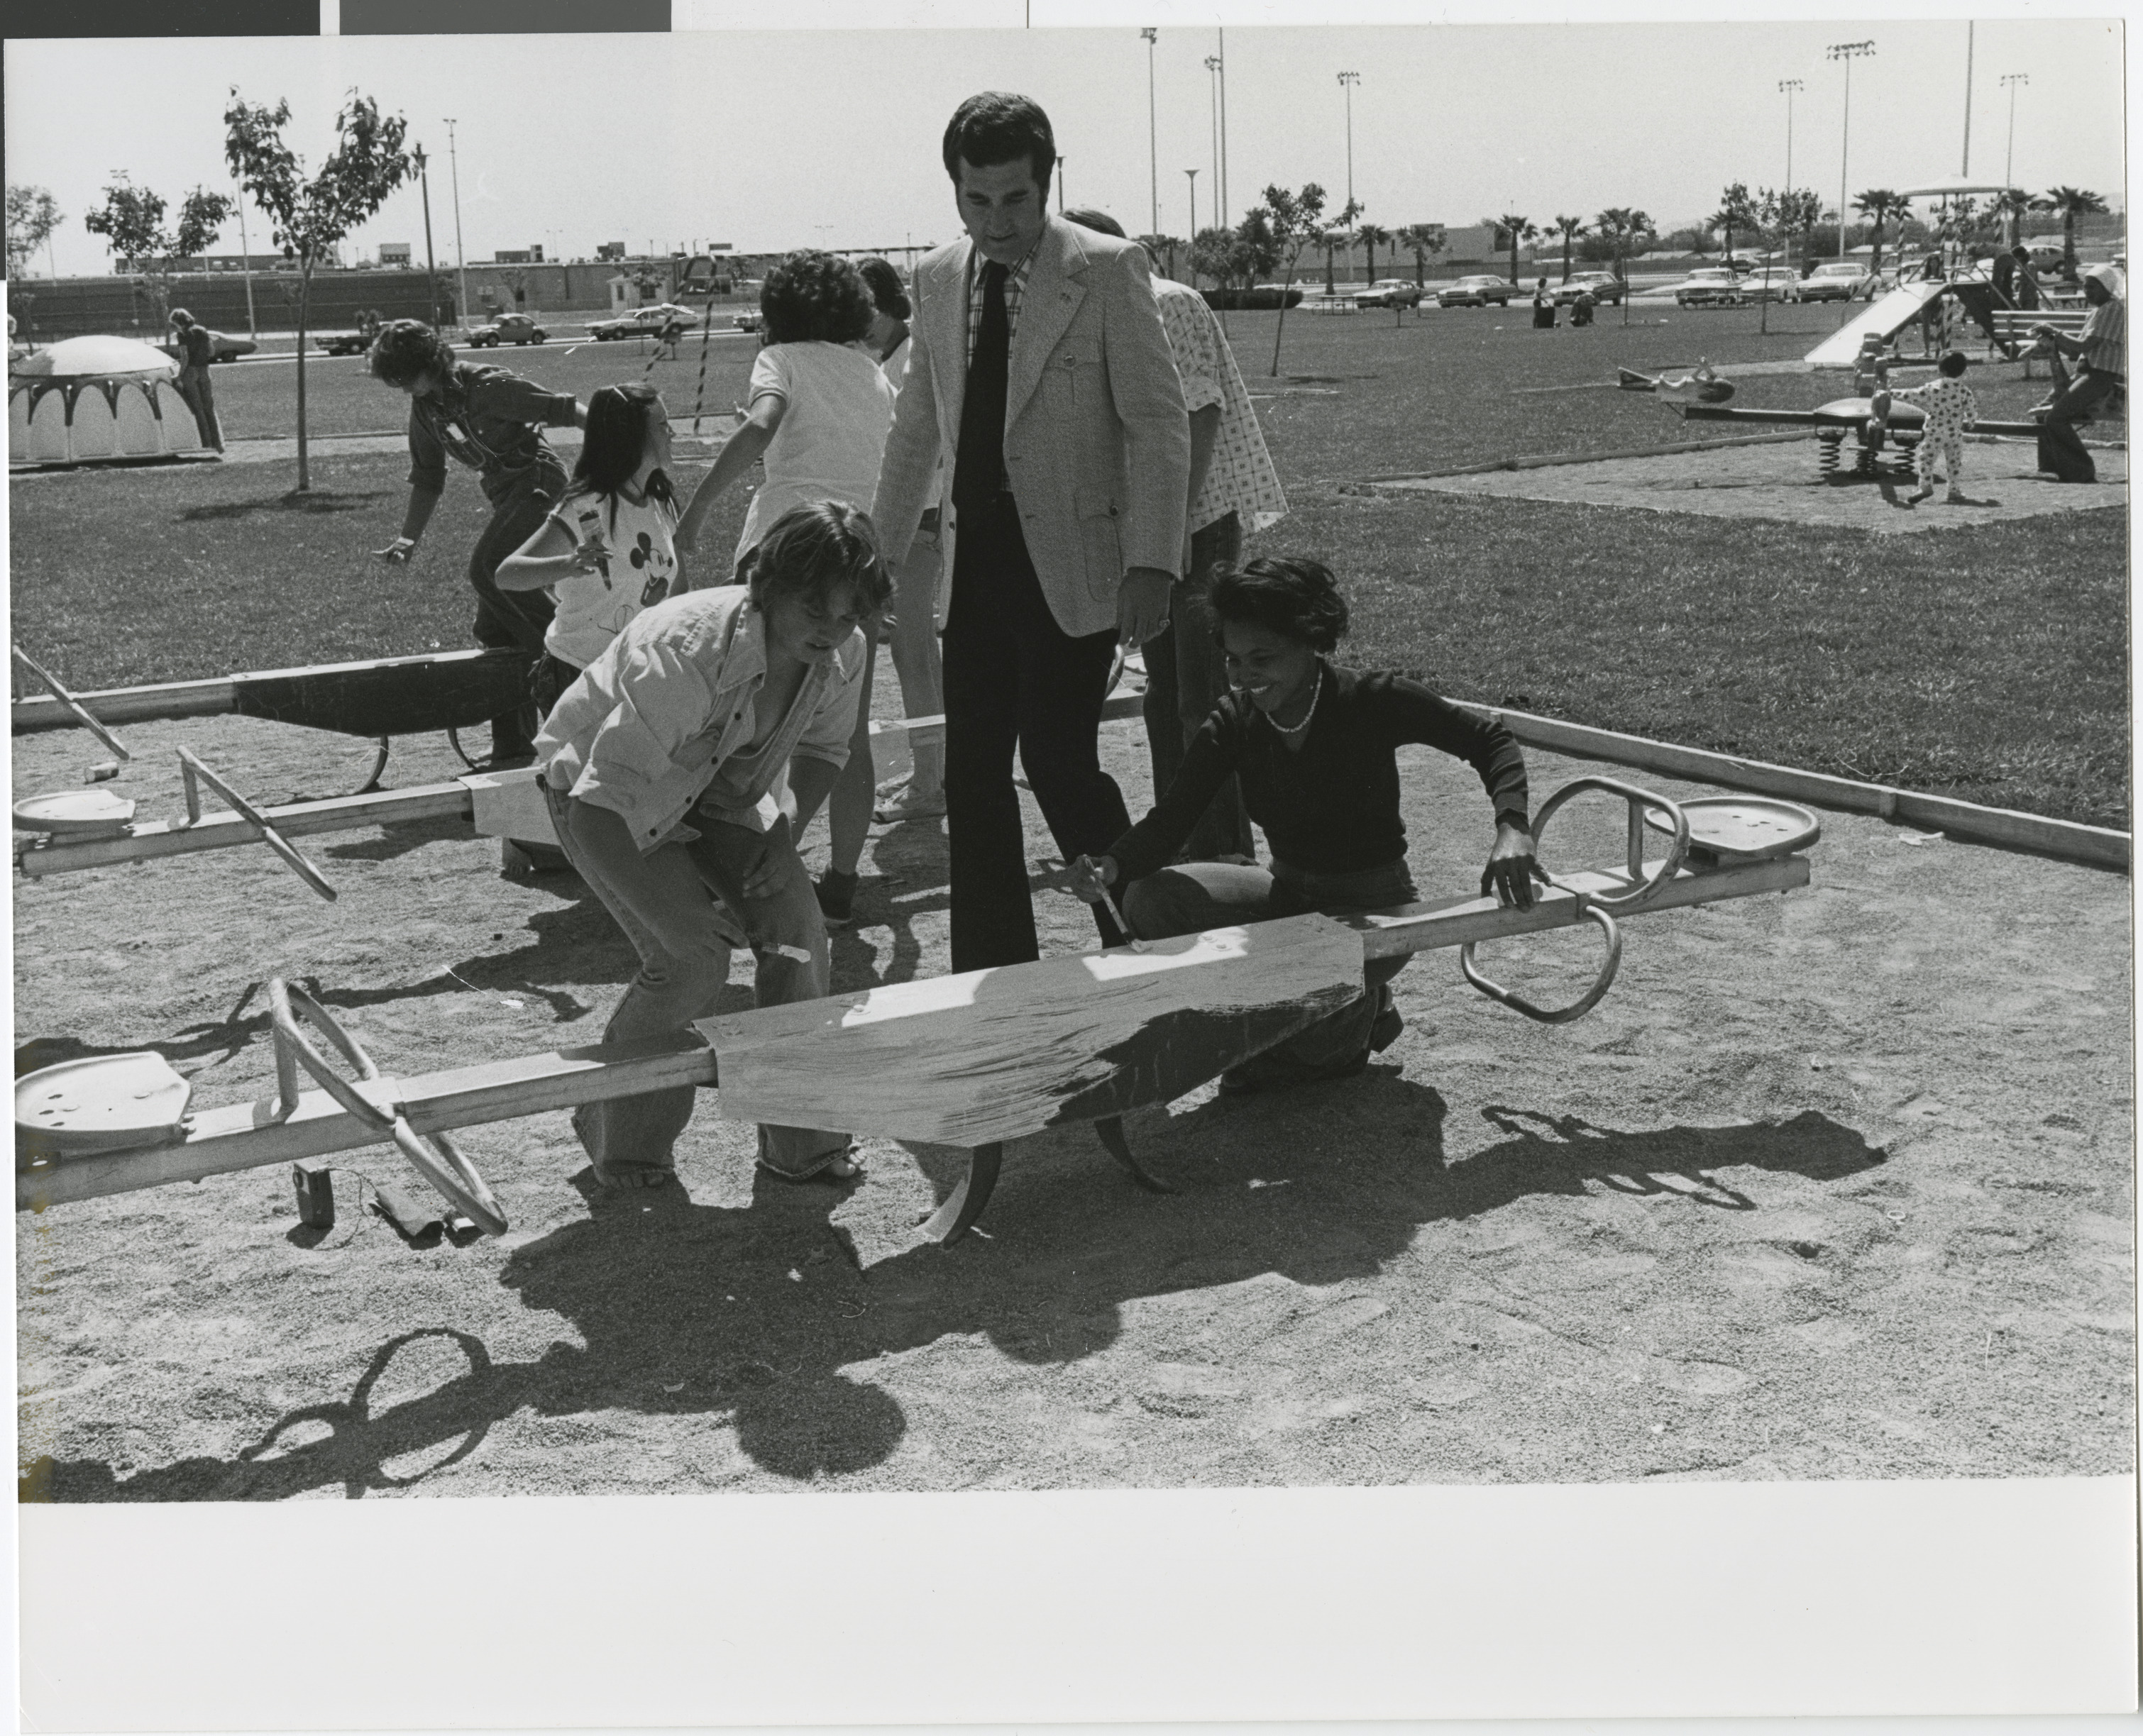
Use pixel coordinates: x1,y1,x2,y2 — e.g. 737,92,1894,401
541,483,682,670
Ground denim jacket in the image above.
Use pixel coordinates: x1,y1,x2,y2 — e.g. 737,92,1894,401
535,587,864,851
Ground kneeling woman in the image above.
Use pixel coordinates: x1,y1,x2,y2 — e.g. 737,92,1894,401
535,501,891,1186
1071,558,1539,1091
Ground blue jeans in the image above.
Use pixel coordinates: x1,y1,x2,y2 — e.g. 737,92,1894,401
543,785,849,1178
1121,855,1418,1069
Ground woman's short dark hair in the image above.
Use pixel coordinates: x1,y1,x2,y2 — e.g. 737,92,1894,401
759,250,875,345
941,91,1055,194
574,382,671,501
739,501,895,618
369,319,453,387
1209,558,1350,653
855,257,911,322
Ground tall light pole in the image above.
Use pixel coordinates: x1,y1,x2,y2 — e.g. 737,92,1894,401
444,118,470,330
1141,28,1158,238
1960,21,1975,174
1827,40,1875,262
414,143,441,328
2001,72,2029,194
1203,54,1222,237
1338,70,1360,214
1184,168,1199,261
1056,155,1066,212
1216,26,1228,231
1778,79,1803,275
232,174,257,338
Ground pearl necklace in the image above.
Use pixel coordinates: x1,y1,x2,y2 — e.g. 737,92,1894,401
1265,663,1323,737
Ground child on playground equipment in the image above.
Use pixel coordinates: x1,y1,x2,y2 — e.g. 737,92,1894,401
496,382,685,717
531,501,892,1189
1069,558,1539,1094
1872,350,1978,507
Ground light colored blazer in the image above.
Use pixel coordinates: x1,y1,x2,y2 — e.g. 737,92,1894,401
871,215,1191,640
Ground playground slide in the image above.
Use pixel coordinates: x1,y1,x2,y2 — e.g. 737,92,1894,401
1802,279,1953,368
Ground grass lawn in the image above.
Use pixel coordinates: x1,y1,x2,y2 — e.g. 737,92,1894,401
11,299,2127,829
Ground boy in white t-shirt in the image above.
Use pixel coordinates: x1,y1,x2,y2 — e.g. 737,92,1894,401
497,383,684,714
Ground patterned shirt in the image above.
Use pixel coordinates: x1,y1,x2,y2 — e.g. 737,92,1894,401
964,243,1038,366
407,362,578,499
1152,277,1289,536
2079,294,2127,378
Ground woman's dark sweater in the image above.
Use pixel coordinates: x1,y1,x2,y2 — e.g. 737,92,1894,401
1108,663,1531,882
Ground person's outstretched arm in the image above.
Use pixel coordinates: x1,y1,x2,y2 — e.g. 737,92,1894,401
676,394,785,553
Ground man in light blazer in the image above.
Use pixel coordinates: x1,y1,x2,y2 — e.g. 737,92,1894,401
871,91,1191,970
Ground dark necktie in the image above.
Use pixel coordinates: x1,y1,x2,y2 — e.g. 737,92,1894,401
952,260,1010,512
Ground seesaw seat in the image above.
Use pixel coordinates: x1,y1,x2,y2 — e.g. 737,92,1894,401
13,790,136,837
1646,797,1820,863
16,1053,192,1161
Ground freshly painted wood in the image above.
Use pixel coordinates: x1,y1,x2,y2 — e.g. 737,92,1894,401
698,913,1368,1147
1450,702,2128,870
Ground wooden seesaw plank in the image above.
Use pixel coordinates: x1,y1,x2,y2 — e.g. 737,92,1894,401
13,850,1805,1217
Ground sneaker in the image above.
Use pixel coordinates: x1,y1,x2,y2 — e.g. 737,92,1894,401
815,867,858,929
874,784,947,823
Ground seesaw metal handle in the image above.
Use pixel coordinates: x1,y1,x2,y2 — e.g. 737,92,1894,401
1460,905,1624,1025
177,748,337,902
1529,775,1690,913
266,978,507,1236
12,646,133,763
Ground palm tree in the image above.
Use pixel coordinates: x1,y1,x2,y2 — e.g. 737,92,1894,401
1396,222,1445,286
1137,232,1184,281
1592,207,1652,326
2040,186,2109,281
1987,188,2033,250
1319,226,1350,292
1852,189,1907,280
1356,221,1390,284
1552,214,1586,282
1710,182,1758,268
1497,211,1536,289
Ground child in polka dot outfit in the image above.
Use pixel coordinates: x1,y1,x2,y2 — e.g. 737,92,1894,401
1874,350,1978,506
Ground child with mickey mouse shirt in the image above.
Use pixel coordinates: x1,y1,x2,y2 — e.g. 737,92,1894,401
499,383,685,715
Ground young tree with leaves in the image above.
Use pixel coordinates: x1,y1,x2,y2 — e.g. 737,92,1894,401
81,175,232,329
1497,211,1535,289
1592,208,1652,326
1396,222,1445,287
225,87,414,491
1551,214,1586,282
6,184,64,280
1257,182,1326,375
1852,189,1907,280
2039,186,2109,281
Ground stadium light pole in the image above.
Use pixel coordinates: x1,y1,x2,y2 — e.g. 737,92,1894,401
2000,72,2028,193
1141,28,1159,238
1778,79,1803,275
444,118,470,331
1056,156,1066,211
1216,26,1228,230
414,143,441,328
1204,54,1223,236
1827,40,1875,262
1185,167,1199,266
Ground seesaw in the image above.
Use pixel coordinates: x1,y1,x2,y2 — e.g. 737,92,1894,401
11,644,535,792
14,780,1816,1246
14,697,1152,898
1673,398,2051,481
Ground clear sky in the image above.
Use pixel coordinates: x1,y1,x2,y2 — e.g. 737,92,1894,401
4,4,2124,278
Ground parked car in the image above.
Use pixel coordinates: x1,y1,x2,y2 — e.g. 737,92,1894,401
158,331,258,365
1797,260,1875,302
1357,279,1423,308
1674,268,1746,308
732,309,764,334
588,302,696,341
1438,275,1515,308
1739,266,1803,304
1553,271,1625,306
466,313,549,347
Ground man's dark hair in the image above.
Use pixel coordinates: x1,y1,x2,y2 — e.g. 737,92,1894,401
759,250,875,345
369,319,453,387
855,256,911,321
942,91,1055,194
2012,243,2030,260
1210,558,1350,654
1062,207,1126,239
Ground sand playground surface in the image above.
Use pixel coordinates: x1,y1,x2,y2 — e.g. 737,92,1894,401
1373,433,2128,533
13,658,2132,1499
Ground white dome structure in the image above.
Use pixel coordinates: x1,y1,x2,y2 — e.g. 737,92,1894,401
9,335,204,465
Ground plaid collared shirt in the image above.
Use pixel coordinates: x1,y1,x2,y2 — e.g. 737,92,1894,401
965,242,1039,367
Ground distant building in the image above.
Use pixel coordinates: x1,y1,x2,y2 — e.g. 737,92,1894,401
116,248,341,274
493,247,546,265
378,242,413,267
597,242,627,262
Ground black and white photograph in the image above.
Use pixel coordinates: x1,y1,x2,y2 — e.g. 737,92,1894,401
7,1,2134,1725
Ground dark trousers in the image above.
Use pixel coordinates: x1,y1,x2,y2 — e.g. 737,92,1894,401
942,494,1131,969
469,466,561,757
1142,511,1254,863
175,367,221,450
2038,368,2122,484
